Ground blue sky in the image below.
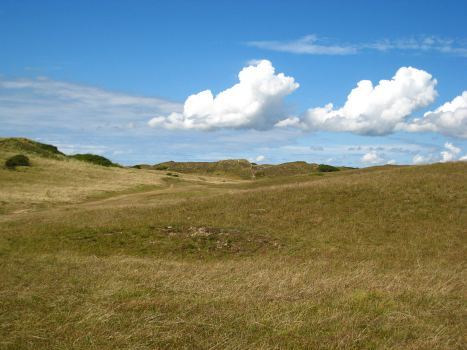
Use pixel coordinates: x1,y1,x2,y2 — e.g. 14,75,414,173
1,0,467,166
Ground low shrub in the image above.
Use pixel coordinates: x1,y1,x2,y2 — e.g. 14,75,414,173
70,154,118,167
317,164,339,172
155,165,169,170
5,154,30,168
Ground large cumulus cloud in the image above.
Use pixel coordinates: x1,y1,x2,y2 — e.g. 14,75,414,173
148,60,299,130
403,91,467,138
277,67,438,135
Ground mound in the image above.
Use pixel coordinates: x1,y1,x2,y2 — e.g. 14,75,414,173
254,161,319,177
154,159,254,179
153,159,344,179
0,137,65,158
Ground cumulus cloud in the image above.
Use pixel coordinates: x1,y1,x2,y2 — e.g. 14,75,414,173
148,60,299,130
278,67,437,135
361,150,384,164
255,155,266,162
413,142,465,164
440,142,461,162
403,91,467,138
412,154,434,165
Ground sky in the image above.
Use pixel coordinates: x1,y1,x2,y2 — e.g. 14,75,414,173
1,0,467,166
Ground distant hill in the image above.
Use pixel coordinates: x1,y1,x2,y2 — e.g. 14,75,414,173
154,159,254,179
0,137,119,167
0,137,65,158
253,161,319,178
152,159,345,179
0,137,345,178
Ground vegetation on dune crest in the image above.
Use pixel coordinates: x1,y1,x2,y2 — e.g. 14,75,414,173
318,163,340,172
69,153,120,167
0,137,65,158
0,137,121,168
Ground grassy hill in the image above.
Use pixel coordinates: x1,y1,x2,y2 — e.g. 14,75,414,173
153,159,343,179
253,160,319,177
0,138,168,214
0,137,65,158
0,137,466,349
154,159,255,179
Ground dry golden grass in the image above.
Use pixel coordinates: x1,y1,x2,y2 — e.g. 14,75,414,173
0,150,240,215
0,152,163,213
0,154,466,349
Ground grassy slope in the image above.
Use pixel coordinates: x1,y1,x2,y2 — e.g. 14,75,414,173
0,141,466,349
0,150,166,215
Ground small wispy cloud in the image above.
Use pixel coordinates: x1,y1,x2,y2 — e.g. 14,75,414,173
247,34,467,57
37,141,110,155
246,35,357,55
367,36,467,56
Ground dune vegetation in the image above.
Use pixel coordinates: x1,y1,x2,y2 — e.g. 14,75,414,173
0,138,466,349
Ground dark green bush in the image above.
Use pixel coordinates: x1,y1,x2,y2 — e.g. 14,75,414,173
317,164,339,172
155,165,169,170
5,154,30,168
70,154,118,167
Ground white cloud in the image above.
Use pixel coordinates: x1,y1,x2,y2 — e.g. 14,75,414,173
278,67,437,135
386,159,396,165
275,116,301,128
255,155,265,162
361,151,384,164
403,91,467,138
247,35,357,55
37,141,110,155
440,142,461,162
412,154,433,165
148,60,299,130
460,155,467,161
0,76,181,131
248,35,467,57
413,142,465,164
366,36,467,56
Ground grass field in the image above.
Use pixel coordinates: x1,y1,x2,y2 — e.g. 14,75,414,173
0,139,466,349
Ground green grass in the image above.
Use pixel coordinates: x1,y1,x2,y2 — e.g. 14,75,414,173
0,138,466,349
